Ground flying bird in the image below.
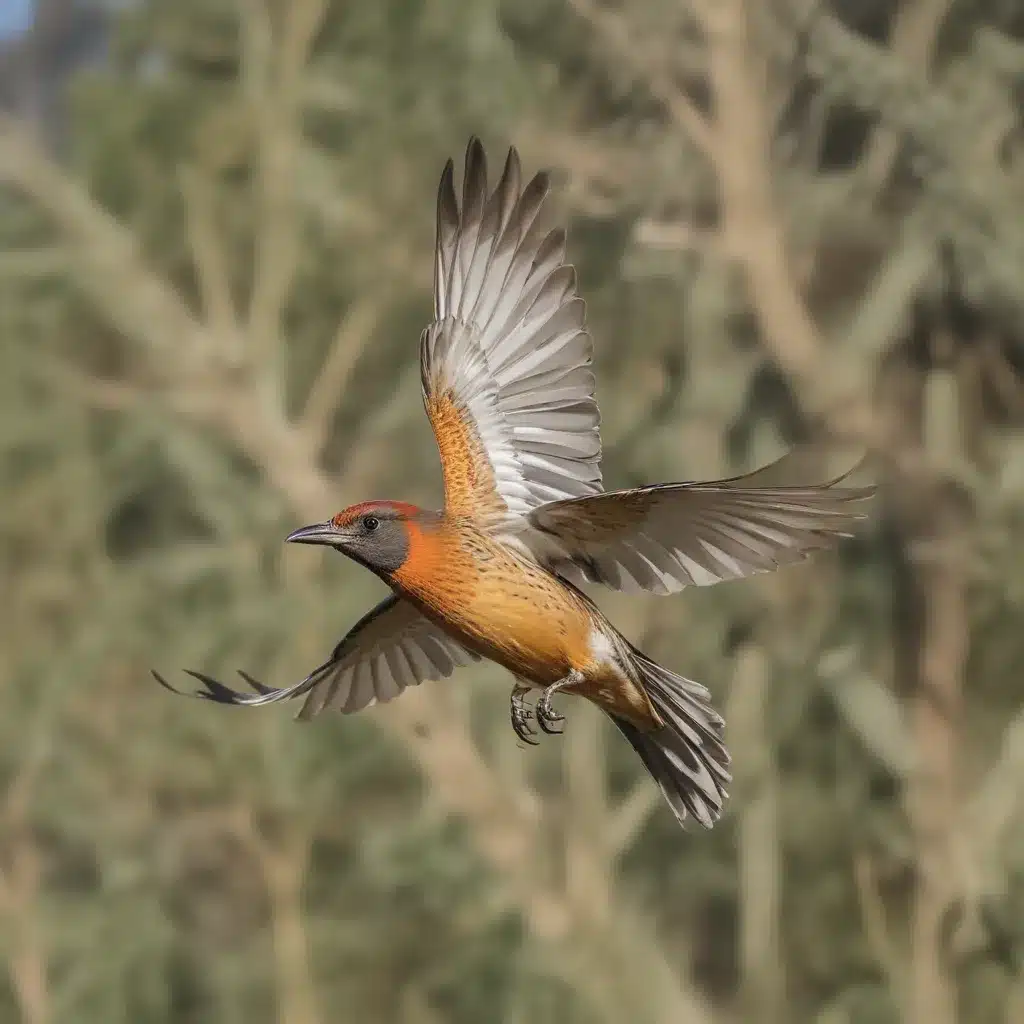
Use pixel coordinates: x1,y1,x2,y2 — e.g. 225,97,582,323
154,138,873,830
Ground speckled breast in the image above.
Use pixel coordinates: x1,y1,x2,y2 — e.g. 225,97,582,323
392,521,596,685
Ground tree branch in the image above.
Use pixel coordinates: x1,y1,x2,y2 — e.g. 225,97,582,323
727,641,784,1024
231,805,321,1024
0,115,208,377
566,0,718,163
703,1,823,403
858,0,957,194
567,0,872,440
608,781,660,857
180,166,242,361
854,851,906,1011
298,294,385,454
242,0,328,380
564,708,612,928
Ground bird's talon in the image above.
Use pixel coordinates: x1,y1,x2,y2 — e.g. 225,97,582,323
512,712,539,746
535,692,566,735
510,689,540,745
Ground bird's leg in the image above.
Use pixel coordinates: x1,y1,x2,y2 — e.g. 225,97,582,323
536,669,585,735
509,682,538,746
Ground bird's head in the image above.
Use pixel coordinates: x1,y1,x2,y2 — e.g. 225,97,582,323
285,501,432,579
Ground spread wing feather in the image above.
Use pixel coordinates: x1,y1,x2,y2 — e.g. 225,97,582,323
152,596,479,718
523,451,875,595
421,138,602,521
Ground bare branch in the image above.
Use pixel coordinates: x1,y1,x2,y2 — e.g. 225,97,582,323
242,0,328,377
566,2,872,440
46,366,151,414
853,851,905,1007
180,166,242,359
633,217,720,256
564,708,612,927
703,2,820,391
0,247,69,280
298,294,385,453
608,780,660,857
0,115,208,376
230,804,321,1024
566,0,718,163
859,0,956,194
727,642,784,1024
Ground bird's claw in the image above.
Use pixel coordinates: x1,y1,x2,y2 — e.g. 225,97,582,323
510,690,539,746
536,691,565,735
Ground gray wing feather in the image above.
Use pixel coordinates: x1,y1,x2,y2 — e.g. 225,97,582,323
525,450,875,595
422,138,603,517
152,597,479,719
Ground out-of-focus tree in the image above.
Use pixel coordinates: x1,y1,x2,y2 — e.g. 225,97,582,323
1,1,1023,1022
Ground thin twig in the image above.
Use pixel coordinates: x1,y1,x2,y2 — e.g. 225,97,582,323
299,294,385,453
566,0,718,163
243,0,328,376
859,0,955,194
608,781,660,857
180,166,242,360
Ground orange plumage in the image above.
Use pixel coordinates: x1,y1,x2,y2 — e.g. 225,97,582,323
155,139,874,830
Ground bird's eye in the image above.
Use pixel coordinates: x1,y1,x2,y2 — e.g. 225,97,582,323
362,515,380,532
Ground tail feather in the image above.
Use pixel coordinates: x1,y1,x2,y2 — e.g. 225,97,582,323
614,652,731,830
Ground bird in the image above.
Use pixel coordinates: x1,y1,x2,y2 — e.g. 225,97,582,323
154,138,874,830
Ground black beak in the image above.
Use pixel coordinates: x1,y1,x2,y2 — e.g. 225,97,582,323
285,521,341,546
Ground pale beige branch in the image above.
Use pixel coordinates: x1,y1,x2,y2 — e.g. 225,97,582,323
230,805,321,1024
0,248,69,279
727,641,784,1024
180,166,242,358
0,735,52,1024
854,851,905,1010
519,129,636,188
887,361,971,1024
299,294,386,453
633,218,720,256
45,367,148,412
704,1,821,397
564,708,612,928
608,780,660,857
0,115,207,375
242,0,328,377
859,0,955,193
566,0,718,163
278,0,329,78
2,840,47,1024
568,1,872,440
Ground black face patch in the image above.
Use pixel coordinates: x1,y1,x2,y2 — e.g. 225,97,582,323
339,517,409,577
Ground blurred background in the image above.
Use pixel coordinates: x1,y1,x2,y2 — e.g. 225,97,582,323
2,1,1024,1022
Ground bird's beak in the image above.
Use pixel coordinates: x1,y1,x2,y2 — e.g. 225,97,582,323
285,521,341,546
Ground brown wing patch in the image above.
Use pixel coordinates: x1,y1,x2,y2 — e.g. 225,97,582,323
425,389,506,519
536,490,656,543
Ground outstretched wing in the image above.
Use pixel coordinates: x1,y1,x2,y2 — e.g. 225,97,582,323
152,596,480,720
523,450,875,595
420,137,602,523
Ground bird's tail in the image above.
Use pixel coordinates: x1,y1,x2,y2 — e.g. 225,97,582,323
613,651,731,830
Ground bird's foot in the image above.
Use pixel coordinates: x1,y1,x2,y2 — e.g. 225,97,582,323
536,687,566,735
510,687,539,746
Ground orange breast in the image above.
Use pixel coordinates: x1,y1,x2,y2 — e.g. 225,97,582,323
392,521,595,685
